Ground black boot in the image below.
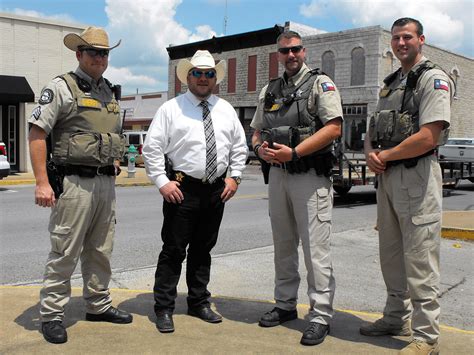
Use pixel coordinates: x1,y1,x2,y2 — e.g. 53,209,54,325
42,321,67,344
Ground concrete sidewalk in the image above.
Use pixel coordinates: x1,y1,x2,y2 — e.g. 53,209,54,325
2,166,472,240
1,286,472,354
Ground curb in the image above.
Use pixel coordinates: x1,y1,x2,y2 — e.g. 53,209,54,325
441,227,474,241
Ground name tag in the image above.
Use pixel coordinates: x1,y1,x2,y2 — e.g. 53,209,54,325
78,98,102,109
379,88,391,98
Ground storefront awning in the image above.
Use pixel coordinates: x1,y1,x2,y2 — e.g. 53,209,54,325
0,75,35,103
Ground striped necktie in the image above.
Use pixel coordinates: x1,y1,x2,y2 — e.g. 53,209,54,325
200,101,218,183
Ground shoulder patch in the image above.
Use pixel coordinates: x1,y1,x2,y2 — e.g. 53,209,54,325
434,79,449,91
321,82,335,92
31,106,42,120
39,89,54,104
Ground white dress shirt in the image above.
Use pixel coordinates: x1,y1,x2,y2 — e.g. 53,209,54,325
143,90,248,189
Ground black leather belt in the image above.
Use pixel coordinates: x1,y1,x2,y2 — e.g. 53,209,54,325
271,163,288,170
172,171,225,185
58,164,116,178
386,149,436,168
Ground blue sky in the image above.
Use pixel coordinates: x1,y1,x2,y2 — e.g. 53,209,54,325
2,0,472,94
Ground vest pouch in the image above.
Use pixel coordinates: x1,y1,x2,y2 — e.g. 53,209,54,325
67,132,102,165
375,110,396,142
391,111,416,144
99,133,126,164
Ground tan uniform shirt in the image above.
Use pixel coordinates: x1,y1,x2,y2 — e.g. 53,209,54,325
29,67,115,134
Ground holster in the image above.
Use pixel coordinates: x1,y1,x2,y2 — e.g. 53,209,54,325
46,160,65,199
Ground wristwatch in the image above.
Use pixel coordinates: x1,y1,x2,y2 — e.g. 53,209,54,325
231,176,241,185
291,148,300,162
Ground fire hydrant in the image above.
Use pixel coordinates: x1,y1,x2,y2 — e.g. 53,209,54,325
127,144,138,178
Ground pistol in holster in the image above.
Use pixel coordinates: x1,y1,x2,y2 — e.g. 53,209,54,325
46,160,65,199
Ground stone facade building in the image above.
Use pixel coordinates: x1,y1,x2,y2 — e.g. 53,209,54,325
0,12,85,172
167,22,473,149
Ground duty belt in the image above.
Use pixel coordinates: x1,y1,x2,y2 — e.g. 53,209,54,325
57,164,116,178
386,149,436,169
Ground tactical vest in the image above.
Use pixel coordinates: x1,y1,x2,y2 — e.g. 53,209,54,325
260,69,335,176
51,72,125,166
369,60,448,148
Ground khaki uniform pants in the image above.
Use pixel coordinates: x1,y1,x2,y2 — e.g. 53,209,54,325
268,167,335,325
377,156,441,343
40,175,116,321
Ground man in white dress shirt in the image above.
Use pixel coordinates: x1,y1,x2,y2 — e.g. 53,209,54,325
143,50,248,333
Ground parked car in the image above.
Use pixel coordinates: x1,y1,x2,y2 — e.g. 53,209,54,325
0,142,11,179
123,131,147,165
438,138,474,162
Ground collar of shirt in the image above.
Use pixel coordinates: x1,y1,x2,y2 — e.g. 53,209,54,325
184,90,218,109
75,67,106,91
283,63,310,86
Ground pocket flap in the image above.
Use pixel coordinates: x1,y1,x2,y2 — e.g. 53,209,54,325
48,225,71,235
412,213,440,226
318,212,332,222
408,186,423,198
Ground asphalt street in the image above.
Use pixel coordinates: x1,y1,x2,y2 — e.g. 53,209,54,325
0,170,473,330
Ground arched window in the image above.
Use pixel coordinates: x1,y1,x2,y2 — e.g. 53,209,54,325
383,52,394,79
450,68,460,98
321,51,335,80
351,47,365,86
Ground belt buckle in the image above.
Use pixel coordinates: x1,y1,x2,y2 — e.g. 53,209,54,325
96,166,104,176
201,177,209,184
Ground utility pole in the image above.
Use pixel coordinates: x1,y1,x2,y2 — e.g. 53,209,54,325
223,0,228,35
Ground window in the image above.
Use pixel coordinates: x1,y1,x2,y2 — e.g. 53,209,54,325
269,52,278,80
247,55,257,92
342,104,368,151
228,58,236,93
383,52,394,79
351,47,365,86
321,51,335,80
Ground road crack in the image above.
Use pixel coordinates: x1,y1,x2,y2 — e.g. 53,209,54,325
439,277,466,298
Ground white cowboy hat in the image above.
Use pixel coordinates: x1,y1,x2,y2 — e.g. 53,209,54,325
176,50,226,85
64,26,121,51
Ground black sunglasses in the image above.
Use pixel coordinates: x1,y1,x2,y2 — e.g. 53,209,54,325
81,48,110,58
277,45,304,54
190,70,216,79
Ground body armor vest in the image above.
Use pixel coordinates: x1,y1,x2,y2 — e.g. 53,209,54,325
51,72,125,166
369,60,446,148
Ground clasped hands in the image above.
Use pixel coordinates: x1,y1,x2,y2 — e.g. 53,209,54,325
257,141,292,164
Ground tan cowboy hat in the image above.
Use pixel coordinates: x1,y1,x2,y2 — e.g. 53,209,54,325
176,50,226,85
64,26,121,51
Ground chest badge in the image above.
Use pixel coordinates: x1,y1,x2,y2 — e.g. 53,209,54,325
379,88,391,98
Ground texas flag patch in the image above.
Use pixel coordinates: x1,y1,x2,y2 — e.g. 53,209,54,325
434,79,449,91
321,82,335,92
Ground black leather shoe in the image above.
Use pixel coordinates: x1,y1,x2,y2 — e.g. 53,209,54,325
42,321,67,344
188,306,222,323
259,307,298,327
85,306,133,324
300,322,330,346
155,310,175,333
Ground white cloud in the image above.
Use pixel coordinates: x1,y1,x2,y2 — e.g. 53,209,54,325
105,66,158,92
6,8,78,24
299,0,472,55
104,0,221,93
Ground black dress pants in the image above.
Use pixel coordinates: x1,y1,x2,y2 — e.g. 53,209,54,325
153,178,225,313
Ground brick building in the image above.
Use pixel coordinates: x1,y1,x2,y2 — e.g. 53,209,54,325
167,21,473,148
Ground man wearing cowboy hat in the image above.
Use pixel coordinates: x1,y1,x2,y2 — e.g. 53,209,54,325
28,26,132,344
143,49,248,333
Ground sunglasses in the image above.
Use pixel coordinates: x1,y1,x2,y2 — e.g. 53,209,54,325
190,70,216,79
277,45,304,54
81,48,110,58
